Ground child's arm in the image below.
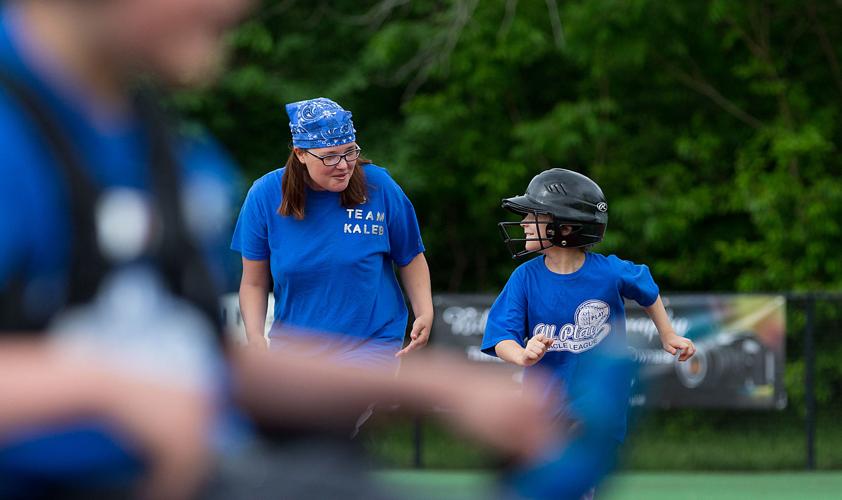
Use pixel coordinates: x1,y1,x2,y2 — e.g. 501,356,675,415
495,335,554,367
644,295,695,361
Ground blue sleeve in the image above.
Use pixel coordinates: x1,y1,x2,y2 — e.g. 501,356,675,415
481,270,528,356
382,171,424,266
616,257,659,307
230,180,270,261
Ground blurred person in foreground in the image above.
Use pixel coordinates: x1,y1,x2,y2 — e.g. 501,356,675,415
485,168,697,499
0,0,560,498
0,0,254,495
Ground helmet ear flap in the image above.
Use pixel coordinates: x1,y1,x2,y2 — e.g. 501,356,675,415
547,220,565,247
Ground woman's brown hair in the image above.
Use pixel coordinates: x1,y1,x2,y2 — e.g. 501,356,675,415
278,150,369,219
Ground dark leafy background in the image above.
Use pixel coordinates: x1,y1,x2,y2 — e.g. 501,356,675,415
175,0,842,416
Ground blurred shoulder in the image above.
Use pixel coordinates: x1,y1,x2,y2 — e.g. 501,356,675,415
178,131,239,182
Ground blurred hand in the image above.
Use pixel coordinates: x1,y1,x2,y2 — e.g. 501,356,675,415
0,343,213,500
396,312,433,357
521,333,554,367
400,352,560,462
661,333,696,362
247,336,269,351
101,377,212,500
446,379,559,462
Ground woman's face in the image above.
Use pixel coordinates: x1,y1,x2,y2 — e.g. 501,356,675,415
296,143,359,192
521,213,553,252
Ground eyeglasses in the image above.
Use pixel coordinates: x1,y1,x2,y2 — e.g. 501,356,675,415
305,147,362,167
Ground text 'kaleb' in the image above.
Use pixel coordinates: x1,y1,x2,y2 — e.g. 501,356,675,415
344,209,386,235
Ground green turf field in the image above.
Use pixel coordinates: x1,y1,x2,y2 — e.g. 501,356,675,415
363,411,842,470
376,470,842,499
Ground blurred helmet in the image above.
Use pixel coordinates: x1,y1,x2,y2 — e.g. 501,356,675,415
498,168,608,258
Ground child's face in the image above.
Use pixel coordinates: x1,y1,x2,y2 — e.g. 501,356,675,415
520,213,553,252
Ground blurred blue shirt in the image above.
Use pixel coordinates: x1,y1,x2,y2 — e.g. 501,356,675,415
0,3,245,492
0,5,241,294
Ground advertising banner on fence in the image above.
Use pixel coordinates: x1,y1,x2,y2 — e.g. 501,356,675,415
429,293,787,410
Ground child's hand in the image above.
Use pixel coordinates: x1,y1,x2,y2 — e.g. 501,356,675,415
522,333,554,367
661,333,696,361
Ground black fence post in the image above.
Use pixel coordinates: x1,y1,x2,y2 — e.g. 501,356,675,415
805,294,816,470
413,415,423,469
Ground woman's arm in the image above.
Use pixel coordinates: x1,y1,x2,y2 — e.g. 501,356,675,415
644,295,695,361
396,253,434,357
239,257,271,349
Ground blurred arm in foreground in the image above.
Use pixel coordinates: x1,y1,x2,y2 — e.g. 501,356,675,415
0,341,211,500
0,339,560,500
231,345,558,463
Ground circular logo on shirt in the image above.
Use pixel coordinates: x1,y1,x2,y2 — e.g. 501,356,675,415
548,300,612,353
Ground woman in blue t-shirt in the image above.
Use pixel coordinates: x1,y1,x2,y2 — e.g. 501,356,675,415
232,97,432,371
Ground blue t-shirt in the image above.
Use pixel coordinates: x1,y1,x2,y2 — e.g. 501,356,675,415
231,164,424,369
0,11,239,294
481,252,659,442
0,4,241,491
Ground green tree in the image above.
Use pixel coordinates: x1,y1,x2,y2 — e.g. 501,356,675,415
178,0,842,294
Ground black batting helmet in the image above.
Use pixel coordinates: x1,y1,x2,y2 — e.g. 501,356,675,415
498,168,608,258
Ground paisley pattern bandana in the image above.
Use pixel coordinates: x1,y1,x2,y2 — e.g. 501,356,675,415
285,97,356,149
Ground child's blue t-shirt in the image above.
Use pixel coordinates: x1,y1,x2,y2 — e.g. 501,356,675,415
231,164,424,368
481,252,659,442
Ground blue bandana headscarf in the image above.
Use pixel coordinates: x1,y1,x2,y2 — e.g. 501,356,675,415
285,97,356,149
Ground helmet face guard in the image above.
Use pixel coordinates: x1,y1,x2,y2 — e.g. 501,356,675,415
498,201,606,259
498,217,555,259
497,202,560,259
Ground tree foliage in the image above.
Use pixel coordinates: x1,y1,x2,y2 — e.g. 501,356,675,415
177,0,842,294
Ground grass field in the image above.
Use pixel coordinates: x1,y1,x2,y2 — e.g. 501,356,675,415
363,410,842,470
365,409,842,498
376,470,842,499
